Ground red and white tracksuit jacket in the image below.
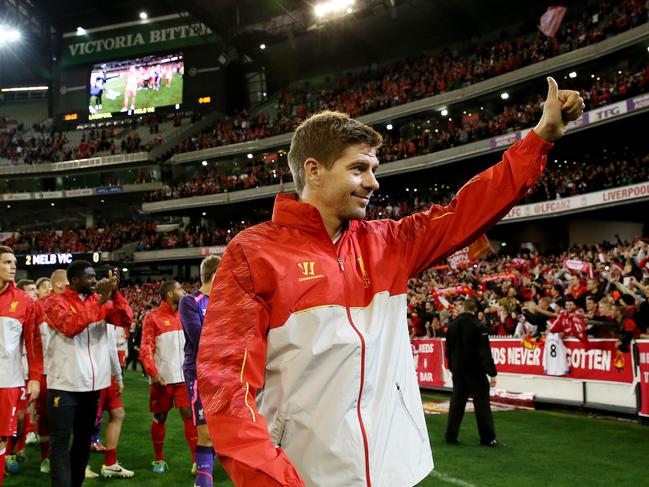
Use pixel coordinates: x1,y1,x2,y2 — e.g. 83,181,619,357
0,282,43,387
548,310,588,344
140,301,185,384
197,131,553,487
44,288,133,392
35,299,53,375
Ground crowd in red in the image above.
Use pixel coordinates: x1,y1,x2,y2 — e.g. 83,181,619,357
147,64,649,202
7,134,648,253
3,223,159,253
0,112,191,166
174,0,647,154
407,240,649,351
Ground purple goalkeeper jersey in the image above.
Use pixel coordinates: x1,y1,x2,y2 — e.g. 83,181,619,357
179,290,209,382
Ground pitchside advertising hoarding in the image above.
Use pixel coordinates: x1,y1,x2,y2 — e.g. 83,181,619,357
412,338,634,387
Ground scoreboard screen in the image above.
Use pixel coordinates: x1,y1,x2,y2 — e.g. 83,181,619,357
18,252,102,267
89,53,184,119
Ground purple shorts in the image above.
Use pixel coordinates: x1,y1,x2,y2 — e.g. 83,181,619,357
186,379,206,426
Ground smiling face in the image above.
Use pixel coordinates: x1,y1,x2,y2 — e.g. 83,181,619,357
306,143,380,223
71,267,97,295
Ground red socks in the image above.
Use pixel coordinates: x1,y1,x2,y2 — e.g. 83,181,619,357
40,440,49,461
14,434,26,453
183,419,198,462
151,420,166,461
0,447,6,486
104,448,117,466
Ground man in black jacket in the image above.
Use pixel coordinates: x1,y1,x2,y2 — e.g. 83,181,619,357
445,298,502,447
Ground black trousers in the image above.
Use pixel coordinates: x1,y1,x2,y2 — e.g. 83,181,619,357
125,346,142,371
445,373,496,444
48,389,100,487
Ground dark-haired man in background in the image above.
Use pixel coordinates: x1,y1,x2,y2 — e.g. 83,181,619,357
141,280,197,475
44,262,132,487
445,299,500,447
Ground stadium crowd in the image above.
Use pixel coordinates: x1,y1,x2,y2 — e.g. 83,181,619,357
7,135,649,254
147,63,649,202
0,112,195,166
174,0,647,153
406,239,649,350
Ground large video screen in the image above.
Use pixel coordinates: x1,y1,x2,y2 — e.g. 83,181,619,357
89,53,183,119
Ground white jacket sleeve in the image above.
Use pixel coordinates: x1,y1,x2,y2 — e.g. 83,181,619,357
107,324,122,382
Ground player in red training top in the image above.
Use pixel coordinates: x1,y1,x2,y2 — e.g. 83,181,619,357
0,246,43,486
140,280,197,475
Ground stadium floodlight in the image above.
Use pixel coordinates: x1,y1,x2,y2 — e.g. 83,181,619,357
500,92,509,100
0,27,21,46
440,109,448,117
202,212,207,216
201,160,208,166
314,0,355,18
122,267,128,272
76,27,86,35
386,123,393,130
569,71,577,78
247,153,254,159
259,43,266,50
139,11,148,20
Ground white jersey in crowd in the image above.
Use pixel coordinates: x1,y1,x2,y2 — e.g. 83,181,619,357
543,332,569,376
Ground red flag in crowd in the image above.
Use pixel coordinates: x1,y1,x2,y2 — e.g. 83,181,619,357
538,5,567,37
468,234,493,260
447,234,493,270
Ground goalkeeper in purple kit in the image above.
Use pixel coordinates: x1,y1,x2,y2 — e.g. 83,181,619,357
179,256,221,487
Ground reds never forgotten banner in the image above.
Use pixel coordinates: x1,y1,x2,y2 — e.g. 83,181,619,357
489,338,633,383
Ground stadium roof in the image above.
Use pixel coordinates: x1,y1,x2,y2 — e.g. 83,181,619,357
5,0,589,86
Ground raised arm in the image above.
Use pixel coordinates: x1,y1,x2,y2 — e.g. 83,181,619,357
104,291,134,328
377,78,583,278
44,295,94,338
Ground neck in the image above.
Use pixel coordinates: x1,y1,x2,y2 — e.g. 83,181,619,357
300,194,343,241
0,279,9,294
165,299,177,312
199,283,212,296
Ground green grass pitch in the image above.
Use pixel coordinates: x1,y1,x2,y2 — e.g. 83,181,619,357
90,73,183,114
5,374,648,486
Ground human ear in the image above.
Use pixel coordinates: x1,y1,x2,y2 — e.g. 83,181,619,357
304,158,321,187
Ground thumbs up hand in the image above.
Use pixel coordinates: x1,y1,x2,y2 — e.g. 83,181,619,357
533,76,585,142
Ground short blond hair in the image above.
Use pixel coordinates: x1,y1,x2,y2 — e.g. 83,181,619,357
200,255,221,285
287,111,382,196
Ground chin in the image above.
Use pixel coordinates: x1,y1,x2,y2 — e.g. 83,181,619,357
345,208,367,221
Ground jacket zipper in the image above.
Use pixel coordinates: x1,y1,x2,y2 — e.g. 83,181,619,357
87,329,95,390
396,382,425,441
338,256,372,487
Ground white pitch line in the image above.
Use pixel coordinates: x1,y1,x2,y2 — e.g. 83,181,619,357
430,470,478,487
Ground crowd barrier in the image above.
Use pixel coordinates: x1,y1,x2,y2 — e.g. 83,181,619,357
412,337,649,416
